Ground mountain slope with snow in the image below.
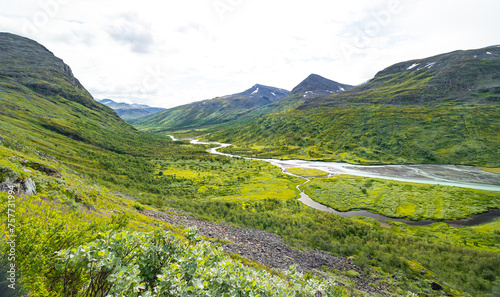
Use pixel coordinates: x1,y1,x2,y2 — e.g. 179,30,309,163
130,84,289,132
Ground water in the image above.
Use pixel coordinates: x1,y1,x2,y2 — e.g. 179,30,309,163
171,136,500,227
296,182,500,228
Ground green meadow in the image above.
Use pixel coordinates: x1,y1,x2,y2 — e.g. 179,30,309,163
302,175,500,220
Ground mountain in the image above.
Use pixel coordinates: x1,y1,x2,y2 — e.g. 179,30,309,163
0,33,150,154
248,74,355,114
130,75,355,133
130,84,289,132
97,99,165,121
208,46,500,166
0,33,348,296
289,73,354,99
302,45,500,108
0,33,100,109
1,33,499,296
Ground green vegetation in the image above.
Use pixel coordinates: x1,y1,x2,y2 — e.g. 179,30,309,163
201,48,500,167
287,168,329,177
53,229,343,296
1,34,500,296
482,168,500,174
131,85,289,133
213,104,500,167
302,176,500,220
167,197,500,295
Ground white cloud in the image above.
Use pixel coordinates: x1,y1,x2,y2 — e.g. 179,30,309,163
106,13,155,54
1,0,499,108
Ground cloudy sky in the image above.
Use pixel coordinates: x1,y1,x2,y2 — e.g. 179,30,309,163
1,0,499,108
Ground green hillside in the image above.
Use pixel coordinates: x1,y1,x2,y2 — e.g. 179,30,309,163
0,33,342,296
131,84,289,132
209,46,500,167
1,33,500,296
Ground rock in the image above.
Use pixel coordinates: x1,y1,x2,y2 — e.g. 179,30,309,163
420,269,426,275
21,178,37,195
37,151,58,162
431,282,443,290
0,178,16,192
24,161,61,178
141,209,391,296
0,177,37,195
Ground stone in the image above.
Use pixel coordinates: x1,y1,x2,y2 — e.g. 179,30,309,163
24,161,61,178
431,282,443,290
21,178,37,195
0,177,37,195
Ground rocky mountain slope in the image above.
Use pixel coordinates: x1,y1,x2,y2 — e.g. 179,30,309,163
289,73,354,99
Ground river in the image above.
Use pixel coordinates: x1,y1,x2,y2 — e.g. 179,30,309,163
170,136,500,227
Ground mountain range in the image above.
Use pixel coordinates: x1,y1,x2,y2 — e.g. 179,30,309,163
131,45,500,166
130,83,290,131
97,98,165,121
131,75,351,132
1,32,500,296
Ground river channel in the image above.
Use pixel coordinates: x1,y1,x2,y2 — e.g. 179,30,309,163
170,136,500,227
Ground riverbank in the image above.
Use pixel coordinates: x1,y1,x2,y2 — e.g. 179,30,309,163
300,176,500,223
170,135,500,226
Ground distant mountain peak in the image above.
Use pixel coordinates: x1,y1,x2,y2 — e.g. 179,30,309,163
238,84,289,101
97,99,165,121
376,45,500,78
290,74,353,99
131,84,290,131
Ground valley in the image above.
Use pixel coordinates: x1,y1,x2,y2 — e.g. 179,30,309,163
1,33,499,296
171,135,500,225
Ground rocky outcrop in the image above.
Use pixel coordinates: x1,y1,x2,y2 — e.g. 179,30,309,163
23,160,61,178
0,177,36,195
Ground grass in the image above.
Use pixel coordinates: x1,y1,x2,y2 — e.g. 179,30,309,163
287,168,329,177
151,157,301,201
390,219,500,253
482,168,500,174
302,176,500,220
213,104,500,167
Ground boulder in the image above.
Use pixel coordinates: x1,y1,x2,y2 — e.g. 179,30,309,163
431,282,443,290
0,177,37,195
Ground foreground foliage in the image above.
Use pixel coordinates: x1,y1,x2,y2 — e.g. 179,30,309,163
168,198,500,296
56,229,342,297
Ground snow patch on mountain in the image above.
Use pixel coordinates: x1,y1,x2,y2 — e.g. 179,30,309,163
407,63,420,70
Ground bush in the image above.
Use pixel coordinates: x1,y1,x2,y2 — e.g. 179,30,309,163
55,229,345,297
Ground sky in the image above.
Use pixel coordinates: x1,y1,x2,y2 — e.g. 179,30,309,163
1,0,499,108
